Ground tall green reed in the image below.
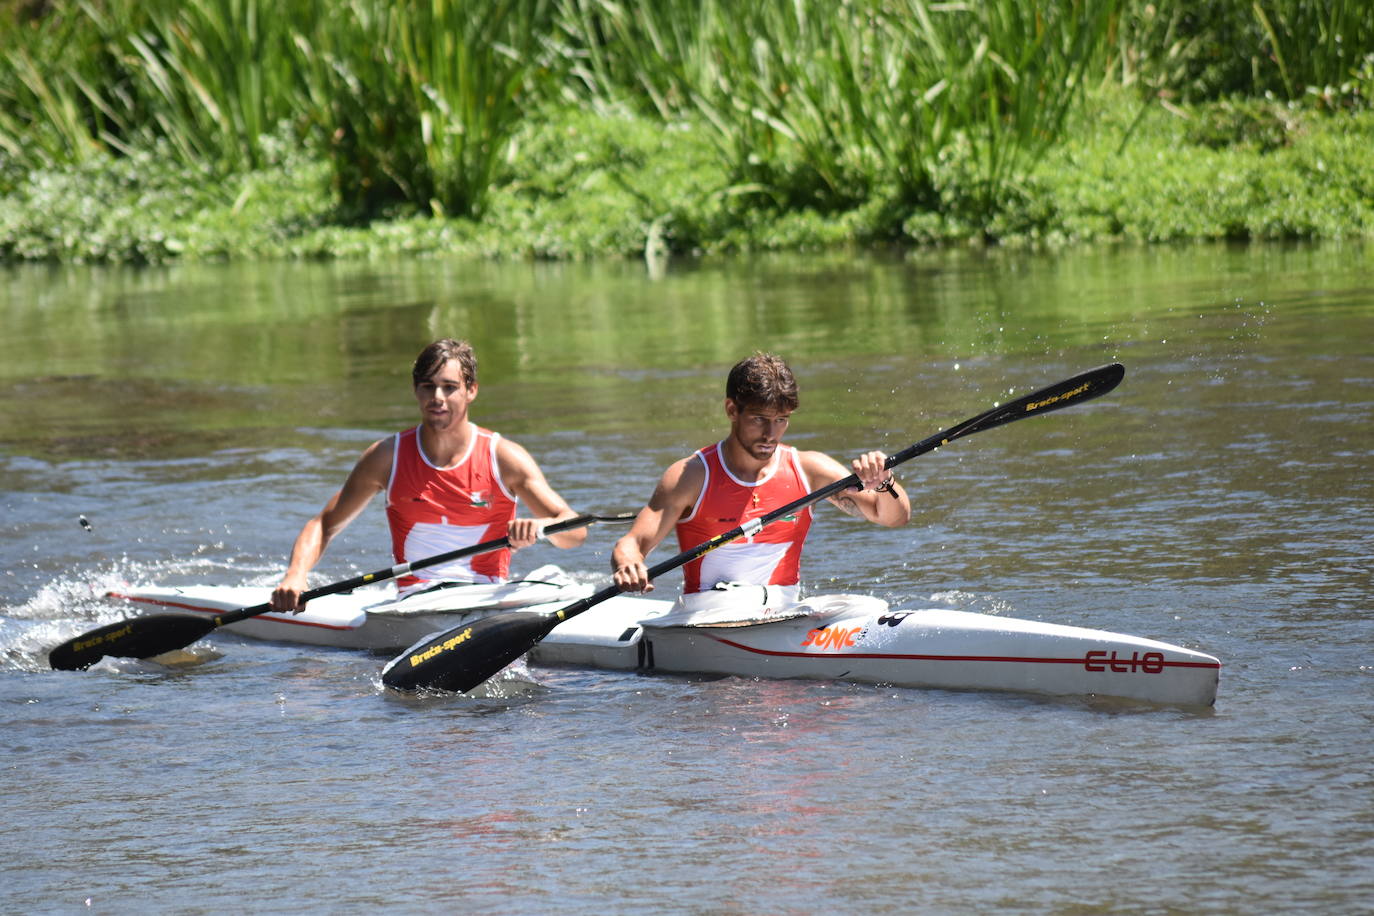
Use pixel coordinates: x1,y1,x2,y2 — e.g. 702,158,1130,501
393,0,559,218
0,3,134,173
1251,0,1373,103
1113,0,1373,103
0,0,308,176
3,0,559,218
551,0,703,119
294,0,558,219
122,0,310,171
554,0,1120,223
291,0,423,216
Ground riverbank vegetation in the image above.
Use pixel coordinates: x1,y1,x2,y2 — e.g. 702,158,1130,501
1,0,1370,263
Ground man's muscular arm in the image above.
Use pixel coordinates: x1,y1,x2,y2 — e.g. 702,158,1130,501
611,457,705,593
495,437,586,549
805,449,911,527
271,438,392,612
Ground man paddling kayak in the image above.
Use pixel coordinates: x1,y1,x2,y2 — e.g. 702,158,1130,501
611,353,910,602
270,338,586,612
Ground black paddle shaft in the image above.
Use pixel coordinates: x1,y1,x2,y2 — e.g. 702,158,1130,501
381,363,1126,692
48,511,634,671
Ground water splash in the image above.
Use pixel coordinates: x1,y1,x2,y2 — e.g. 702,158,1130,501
926,589,1018,617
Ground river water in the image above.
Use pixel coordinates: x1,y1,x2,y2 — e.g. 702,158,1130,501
2,243,1371,913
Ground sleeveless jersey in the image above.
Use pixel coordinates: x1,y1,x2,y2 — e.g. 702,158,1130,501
676,441,813,595
386,425,518,592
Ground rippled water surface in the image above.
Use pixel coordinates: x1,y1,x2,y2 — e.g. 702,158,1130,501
3,243,1371,913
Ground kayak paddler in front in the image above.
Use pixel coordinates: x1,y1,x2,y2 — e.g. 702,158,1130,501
611,352,911,605
270,338,586,612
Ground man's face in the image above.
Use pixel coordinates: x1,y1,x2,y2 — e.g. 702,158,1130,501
726,398,791,462
414,359,477,429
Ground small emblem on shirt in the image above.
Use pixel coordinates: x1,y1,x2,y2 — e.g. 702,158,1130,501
469,491,490,507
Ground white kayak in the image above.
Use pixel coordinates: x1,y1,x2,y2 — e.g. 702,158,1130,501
102,565,664,653
538,593,1220,707
104,570,1220,706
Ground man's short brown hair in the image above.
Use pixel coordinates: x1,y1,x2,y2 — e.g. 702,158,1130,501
726,352,799,412
412,338,477,388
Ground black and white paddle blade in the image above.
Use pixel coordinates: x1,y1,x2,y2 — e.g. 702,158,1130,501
881,363,1125,469
381,612,560,693
983,361,1124,429
938,362,1123,445
48,614,216,671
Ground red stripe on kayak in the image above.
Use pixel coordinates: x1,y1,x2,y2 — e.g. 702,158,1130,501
106,593,359,632
706,636,1221,670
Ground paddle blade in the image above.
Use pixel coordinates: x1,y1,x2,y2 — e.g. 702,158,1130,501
949,362,1125,443
48,614,216,671
381,612,559,693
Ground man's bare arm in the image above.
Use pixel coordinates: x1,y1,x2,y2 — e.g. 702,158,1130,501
611,457,704,593
495,437,586,549
271,438,392,611
805,449,911,527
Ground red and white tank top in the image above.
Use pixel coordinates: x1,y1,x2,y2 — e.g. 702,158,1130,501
676,441,813,595
386,425,517,592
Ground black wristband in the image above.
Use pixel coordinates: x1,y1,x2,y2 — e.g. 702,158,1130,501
874,475,899,499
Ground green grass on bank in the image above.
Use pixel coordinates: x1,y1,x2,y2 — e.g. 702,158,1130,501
1,89,1371,264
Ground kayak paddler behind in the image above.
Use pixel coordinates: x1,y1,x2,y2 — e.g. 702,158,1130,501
611,352,911,608
270,338,587,613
